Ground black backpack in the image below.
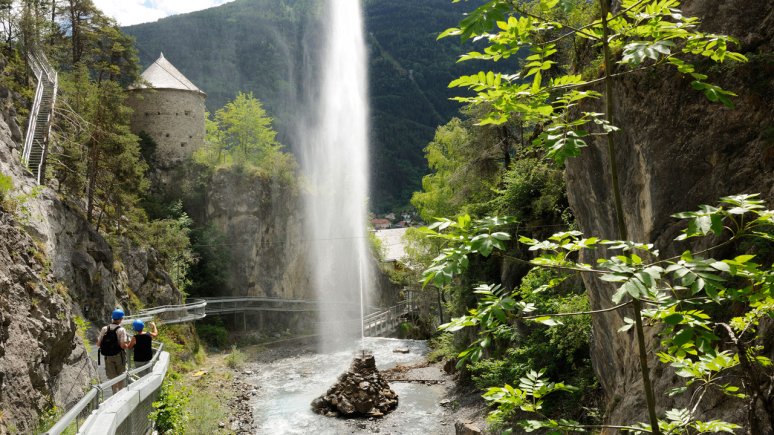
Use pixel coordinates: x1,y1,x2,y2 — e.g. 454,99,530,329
100,325,123,357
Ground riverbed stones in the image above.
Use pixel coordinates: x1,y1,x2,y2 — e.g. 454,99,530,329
311,354,398,418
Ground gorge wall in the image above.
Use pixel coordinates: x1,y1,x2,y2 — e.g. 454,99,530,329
0,86,182,432
565,0,773,427
204,167,312,299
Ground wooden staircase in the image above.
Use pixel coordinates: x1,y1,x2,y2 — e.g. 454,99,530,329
21,52,58,185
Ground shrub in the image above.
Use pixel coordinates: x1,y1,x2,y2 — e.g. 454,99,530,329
0,173,12,202
427,332,457,363
224,345,245,369
150,373,190,434
195,322,229,349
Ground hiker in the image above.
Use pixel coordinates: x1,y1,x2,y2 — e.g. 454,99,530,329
96,308,130,393
128,319,158,367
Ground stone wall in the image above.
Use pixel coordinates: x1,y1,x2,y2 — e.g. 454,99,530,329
126,88,205,168
564,0,773,427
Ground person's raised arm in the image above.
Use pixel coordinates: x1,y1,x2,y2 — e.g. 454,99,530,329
120,328,132,350
149,321,158,338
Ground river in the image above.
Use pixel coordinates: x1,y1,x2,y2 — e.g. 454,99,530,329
248,337,457,434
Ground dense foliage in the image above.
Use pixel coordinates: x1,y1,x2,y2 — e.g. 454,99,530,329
410,0,766,433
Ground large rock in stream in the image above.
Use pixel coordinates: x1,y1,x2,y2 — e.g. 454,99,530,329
311,354,398,418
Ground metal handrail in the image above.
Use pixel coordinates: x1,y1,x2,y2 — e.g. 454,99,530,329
122,298,207,326
22,75,43,164
45,343,166,435
37,67,57,184
21,51,58,184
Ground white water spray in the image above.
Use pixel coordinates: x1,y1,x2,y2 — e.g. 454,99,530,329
300,0,372,353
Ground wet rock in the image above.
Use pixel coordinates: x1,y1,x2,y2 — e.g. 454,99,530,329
311,354,399,418
443,359,457,374
455,419,482,435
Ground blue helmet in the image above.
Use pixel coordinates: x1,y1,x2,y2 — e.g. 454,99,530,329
132,319,145,332
111,308,125,321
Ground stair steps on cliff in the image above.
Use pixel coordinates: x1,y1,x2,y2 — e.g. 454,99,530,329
21,53,57,185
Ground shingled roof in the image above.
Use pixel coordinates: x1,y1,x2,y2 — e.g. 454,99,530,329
132,53,205,95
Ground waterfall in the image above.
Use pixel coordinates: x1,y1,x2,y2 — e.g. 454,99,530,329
299,0,372,352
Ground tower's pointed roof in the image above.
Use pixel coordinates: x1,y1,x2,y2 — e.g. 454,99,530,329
133,53,205,95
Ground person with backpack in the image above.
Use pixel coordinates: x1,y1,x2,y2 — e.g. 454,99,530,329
128,319,158,367
96,308,130,393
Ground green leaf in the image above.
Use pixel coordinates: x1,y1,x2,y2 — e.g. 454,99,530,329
531,316,564,327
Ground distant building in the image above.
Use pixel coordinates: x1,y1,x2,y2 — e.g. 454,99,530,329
371,218,391,230
374,228,409,272
126,53,206,167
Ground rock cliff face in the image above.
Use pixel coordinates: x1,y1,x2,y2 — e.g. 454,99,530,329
0,212,94,434
205,167,312,299
0,88,181,432
565,0,773,427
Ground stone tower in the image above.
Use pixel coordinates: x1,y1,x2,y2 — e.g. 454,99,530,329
126,53,206,167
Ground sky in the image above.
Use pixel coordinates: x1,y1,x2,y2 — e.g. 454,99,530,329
92,0,236,26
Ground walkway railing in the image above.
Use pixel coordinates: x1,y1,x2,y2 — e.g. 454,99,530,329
122,298,207,326
22,50,57,184
363,299,415,336
203,296,317,314
203,296,415,337
45,343,168,435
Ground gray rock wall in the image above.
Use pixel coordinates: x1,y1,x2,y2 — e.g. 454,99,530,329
565,0,773,427
205,166,312,299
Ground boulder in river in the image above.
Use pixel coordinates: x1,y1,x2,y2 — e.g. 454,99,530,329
311,354,398,418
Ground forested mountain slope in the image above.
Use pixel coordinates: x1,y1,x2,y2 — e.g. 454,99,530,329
124,0,480,212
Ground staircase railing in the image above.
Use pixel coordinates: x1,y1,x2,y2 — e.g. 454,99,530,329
21,50,58,185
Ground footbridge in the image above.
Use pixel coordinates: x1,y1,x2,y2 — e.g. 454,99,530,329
121,296,418,337
46,296,418,434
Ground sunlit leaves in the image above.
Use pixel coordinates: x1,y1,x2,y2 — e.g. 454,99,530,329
443,0,748,149
621,40,675,65
483,369,577,422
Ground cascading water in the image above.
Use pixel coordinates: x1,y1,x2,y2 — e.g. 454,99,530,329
299,0,372,353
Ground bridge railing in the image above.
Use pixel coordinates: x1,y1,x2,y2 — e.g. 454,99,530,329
45,343,168,435
122,298,207,326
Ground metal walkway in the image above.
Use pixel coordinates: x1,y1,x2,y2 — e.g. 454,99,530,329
22,51,57,184
119,296,416,336
46,296,417,434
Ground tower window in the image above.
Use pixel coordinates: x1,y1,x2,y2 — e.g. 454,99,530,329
181,142,187,148
165,133,170,137
185,110,191,116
